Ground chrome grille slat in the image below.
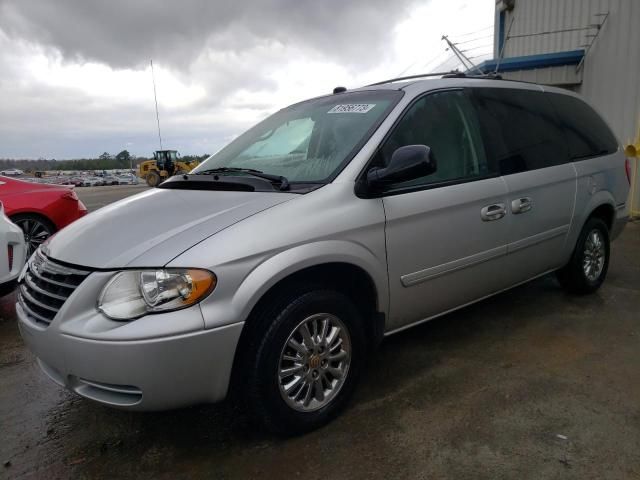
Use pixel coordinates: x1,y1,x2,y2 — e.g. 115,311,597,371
18,294,55,325
29,266,79,289
19,284,60,313
18,249,91,327
24,272,68,301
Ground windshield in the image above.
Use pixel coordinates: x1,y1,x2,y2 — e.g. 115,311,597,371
193,90,402,183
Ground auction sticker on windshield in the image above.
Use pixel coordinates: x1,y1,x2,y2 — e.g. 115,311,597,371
328,104,376,114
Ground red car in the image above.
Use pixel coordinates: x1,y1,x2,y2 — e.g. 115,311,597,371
0,176,87,257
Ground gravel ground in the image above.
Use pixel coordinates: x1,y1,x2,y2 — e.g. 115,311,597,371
1,186,638,479
73,184,149,211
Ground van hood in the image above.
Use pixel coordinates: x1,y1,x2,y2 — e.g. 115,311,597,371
45,188,296,269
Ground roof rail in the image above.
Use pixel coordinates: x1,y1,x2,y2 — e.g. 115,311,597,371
365,70,503,87
442,71,503,80
365,71,461,87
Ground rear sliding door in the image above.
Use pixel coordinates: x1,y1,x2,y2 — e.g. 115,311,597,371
470,87,576,283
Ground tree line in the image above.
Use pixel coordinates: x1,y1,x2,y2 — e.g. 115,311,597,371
0,151,210,172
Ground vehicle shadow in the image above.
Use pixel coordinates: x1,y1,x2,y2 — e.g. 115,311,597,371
23,274,578,476
3,270,615,479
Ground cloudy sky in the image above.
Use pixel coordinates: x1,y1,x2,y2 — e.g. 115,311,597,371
0,0,494,159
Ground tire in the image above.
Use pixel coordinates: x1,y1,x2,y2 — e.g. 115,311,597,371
556,217,610,294
244,288,366,435
145,170,162,187
10,213,56,258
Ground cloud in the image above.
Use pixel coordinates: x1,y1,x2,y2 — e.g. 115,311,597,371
0,0,494,159
0,0,418,70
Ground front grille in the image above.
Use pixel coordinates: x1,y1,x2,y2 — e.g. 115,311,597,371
18,249,90,326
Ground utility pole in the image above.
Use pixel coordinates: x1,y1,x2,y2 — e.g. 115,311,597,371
441,35,484,74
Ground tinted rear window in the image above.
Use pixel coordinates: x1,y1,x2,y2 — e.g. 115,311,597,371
471,88,568,175
547,93,618,160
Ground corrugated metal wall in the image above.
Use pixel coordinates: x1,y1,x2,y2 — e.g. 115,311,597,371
502,0,599,57
497,0,640,213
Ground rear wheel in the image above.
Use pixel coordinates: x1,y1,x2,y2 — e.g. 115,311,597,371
556,217,610,294
145,170,162,187
11,214,56,258
245,288,365,435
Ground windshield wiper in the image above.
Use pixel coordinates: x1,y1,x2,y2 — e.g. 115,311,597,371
194,167,290,191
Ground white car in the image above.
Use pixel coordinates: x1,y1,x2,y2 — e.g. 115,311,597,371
117,175,139,185
82,176,103,187
0,202,27,296
0,168,24,176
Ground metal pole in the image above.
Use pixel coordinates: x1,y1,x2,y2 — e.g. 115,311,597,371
495,16,515,74
150,60,163,150
576,12,609,72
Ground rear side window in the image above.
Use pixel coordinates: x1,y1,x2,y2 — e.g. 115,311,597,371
471,88,568,174
547,93,618,160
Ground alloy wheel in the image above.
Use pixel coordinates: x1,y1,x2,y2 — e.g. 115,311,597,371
14,218,52,258
583,229,605,281
277,313,351,412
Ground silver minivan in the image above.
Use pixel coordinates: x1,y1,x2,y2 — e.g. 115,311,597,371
17,75,630,434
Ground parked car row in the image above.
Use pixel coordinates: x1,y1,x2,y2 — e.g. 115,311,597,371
62,174,139,187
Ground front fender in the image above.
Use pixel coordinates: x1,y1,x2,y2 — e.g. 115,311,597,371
197,240,388,330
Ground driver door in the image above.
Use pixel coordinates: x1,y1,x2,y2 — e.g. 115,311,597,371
377,89,512,331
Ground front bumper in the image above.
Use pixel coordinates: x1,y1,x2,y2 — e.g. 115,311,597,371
17,297,244,411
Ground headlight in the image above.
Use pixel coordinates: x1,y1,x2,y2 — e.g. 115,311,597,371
98,269,216,320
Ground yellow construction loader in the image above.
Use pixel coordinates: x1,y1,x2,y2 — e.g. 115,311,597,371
138,150,200,187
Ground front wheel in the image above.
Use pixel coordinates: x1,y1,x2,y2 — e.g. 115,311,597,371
145,170,162,187
11,214,56,258
556,217,610,294
246,289,365,435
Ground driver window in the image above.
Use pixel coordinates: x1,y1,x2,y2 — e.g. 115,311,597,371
376,90,489,190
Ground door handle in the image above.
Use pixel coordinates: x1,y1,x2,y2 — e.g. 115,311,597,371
511,197,533,214
481,203,506,221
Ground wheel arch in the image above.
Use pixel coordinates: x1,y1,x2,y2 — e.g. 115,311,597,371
587,203,615,231
563,193,616,266
224,243,388,400
9,210,57,231
228,241,388,326
581,192,616,231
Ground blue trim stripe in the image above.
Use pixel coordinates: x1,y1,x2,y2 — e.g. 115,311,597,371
475,49,585,73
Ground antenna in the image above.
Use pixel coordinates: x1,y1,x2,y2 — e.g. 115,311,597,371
150,59,163,150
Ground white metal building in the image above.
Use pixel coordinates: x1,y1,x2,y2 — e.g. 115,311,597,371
478,0,640,215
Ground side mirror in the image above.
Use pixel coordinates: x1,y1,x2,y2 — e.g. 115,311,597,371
366,145,437,190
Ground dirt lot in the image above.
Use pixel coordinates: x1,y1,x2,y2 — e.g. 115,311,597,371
1,188,638,479
73,184,149,211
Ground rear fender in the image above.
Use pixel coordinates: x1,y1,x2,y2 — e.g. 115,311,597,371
565,190,616,253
